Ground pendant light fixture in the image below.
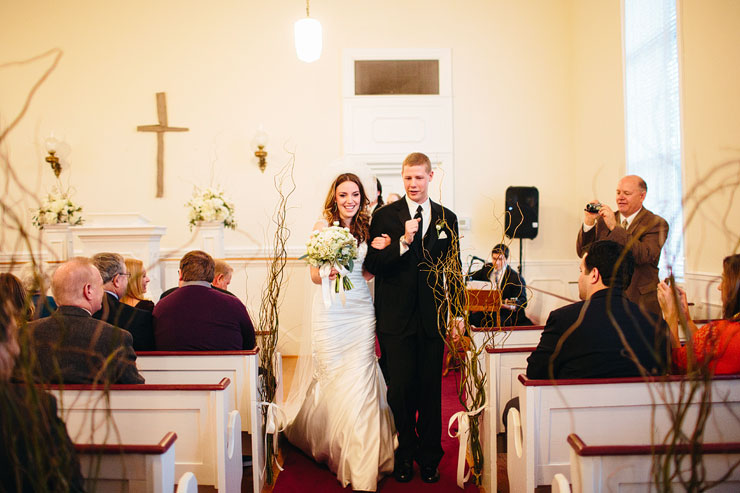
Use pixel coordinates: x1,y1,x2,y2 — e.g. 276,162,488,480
294,0,322,63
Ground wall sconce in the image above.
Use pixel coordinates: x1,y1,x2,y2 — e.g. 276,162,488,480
294,0,322,63
44,135,62,178
254,126,268,173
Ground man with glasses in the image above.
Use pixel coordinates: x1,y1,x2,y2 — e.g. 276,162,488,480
92,252,155,351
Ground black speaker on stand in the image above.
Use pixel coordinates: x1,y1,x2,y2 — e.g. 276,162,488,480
504,186,539,275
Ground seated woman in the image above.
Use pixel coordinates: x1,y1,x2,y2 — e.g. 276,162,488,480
658,253,740,375
121,258,155,311
0,273,33,321
20,266,56,319
0,274,84,492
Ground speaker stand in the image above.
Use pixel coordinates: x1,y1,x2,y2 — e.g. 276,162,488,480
518,238,524,276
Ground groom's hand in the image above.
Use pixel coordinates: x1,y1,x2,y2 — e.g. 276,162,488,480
404,218,421,244
451,317,466,343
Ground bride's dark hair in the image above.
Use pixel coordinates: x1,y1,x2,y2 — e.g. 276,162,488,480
323,173,370,243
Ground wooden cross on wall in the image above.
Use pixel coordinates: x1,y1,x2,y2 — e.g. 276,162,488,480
137,92,189,197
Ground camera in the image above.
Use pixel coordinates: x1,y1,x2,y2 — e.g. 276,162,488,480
584,202,602,213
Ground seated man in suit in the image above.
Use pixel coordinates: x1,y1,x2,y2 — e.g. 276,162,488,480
154,250,256,350
23,257,144,384
468,243,533,327
92,252,155,351
159,259,237,300
527,240,667,379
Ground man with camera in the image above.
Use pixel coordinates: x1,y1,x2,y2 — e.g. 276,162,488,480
576,175,668,318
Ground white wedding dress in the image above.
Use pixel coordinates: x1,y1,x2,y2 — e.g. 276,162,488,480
284,243,395,491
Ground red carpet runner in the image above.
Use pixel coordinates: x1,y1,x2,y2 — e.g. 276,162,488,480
272,371,480,492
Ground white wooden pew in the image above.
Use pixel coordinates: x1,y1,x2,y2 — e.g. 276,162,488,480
135,350,265,493
49,378,241,493
480,346,536,493
507,374,740,492
566,433,740,492
75,431,199,493
471,325,544,350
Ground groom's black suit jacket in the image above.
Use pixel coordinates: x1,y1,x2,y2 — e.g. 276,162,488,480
364,197,461,338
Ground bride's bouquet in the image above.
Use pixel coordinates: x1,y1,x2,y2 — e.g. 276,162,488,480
302,222,358,298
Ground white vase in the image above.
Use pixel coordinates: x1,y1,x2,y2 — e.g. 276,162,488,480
41,223,75,261
195,221,225,259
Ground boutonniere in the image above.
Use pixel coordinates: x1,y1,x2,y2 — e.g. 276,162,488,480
436,219,449,239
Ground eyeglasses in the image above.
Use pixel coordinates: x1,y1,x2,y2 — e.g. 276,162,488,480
117,272,131,278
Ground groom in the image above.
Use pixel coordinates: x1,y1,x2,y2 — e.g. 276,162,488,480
364,152,461,483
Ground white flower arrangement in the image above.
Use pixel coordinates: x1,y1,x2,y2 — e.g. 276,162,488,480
301,222,358,291
32,187,84,228
186,186,236,230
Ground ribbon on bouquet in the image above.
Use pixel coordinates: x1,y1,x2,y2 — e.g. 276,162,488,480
319,262,350,308
259,401,287,473
448,404,486,488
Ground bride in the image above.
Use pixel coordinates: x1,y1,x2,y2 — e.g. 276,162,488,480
283,172,395,491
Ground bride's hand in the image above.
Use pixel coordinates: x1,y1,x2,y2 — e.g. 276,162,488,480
371,234,391,250
328,267,338,280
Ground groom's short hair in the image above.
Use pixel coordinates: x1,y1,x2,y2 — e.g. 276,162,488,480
402,152,432,173
180,250,215,283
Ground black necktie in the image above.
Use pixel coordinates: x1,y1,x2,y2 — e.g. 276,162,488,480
412,205,423,250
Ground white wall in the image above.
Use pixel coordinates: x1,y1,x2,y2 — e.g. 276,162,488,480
1,1,737,348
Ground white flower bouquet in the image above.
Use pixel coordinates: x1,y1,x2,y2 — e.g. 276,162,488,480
186,186,236,230
32,187,84,228
301,222,358,293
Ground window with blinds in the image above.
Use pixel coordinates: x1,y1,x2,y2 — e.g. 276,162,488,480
624,0,684,279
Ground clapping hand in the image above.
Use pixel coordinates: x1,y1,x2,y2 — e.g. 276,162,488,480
404,217,421,245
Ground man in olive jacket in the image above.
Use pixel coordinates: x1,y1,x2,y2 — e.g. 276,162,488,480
24,257,144,385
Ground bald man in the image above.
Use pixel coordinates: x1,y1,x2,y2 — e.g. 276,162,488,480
23,257,144,384
577,175,669,317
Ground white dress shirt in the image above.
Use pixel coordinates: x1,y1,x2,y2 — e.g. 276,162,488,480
399,196,431,255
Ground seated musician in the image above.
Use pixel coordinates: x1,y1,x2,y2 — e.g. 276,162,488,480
468,243,532,327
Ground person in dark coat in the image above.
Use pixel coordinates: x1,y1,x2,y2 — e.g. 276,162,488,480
154,250,255,351
468,243,533,327
92,252,155,351
527,240,667,380
364,152,462,484
0,284,85,493
23,257,144,385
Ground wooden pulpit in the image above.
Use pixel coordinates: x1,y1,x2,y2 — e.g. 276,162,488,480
467,288,502,327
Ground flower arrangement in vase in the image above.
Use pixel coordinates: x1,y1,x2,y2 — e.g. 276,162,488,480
185,186,236,231
31,187,84,228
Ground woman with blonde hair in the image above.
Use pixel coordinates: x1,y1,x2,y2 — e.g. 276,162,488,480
121,258,154,311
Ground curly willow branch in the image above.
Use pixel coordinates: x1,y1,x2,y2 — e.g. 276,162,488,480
417,213,491,487
256,153,295,484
